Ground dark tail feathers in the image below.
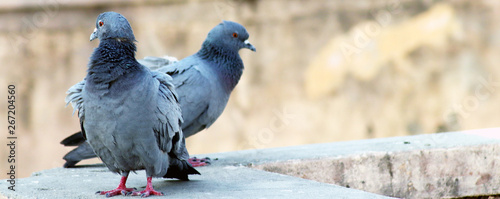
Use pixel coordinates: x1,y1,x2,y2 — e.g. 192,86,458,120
63,142,98,168
60,131,86,146
164,158,200,180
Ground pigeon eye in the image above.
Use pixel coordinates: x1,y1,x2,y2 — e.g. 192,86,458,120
99,21,104,27
232,33,238,38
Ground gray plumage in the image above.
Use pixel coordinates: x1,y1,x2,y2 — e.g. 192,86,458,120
66,12,198,197
62,20,256,168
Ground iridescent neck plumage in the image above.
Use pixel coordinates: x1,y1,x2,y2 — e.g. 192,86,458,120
87,39,139,85
197,41,244,91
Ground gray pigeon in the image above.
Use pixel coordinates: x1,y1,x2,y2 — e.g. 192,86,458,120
62,20,256,167
66,12,199,197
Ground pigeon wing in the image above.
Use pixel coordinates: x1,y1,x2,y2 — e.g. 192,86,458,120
65,80,87,140
151,71,187,159
139,56,179,71
157,61,216,137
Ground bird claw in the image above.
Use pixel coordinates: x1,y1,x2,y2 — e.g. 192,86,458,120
122,190,132,196
131,189,164,197
96,187,135,197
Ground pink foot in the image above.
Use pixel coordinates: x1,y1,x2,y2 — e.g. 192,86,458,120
131,189,164,197
188,157,210,167
131,177,164,198
97,187,135,197
97,176,135,197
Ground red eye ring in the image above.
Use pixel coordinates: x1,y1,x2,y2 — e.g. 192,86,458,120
99,21,104,27
232,33,238,38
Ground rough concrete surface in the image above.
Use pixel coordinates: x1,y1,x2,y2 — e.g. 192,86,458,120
252,129,500,199
256,145,500,199
1,129,498,198
0,164,391,199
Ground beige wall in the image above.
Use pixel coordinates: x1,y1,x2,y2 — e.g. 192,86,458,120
1,0,499,178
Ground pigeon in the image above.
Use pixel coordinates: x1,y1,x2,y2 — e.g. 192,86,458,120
66,12,199,197
62,20,256,168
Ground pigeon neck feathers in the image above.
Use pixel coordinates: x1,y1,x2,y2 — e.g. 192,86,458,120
87,39,140,86
197,40,244,92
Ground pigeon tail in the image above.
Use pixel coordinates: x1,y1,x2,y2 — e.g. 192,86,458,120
163,158,200,180
62,142,96,168
60,131,86,146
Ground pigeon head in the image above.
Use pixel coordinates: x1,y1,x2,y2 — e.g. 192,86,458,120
90,12,135,42
205,20,256,52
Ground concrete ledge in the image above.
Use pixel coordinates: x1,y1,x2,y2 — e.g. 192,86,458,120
1,128,499,198
254,141,500,198
0,165,390,199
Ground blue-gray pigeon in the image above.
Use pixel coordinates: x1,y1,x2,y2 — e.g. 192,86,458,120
62,20,256,167
66,12,199,197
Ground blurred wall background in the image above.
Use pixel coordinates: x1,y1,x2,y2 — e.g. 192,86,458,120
1,0,500,178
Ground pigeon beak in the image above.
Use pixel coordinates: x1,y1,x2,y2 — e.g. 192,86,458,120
90,28,98,41
244,40,256,52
